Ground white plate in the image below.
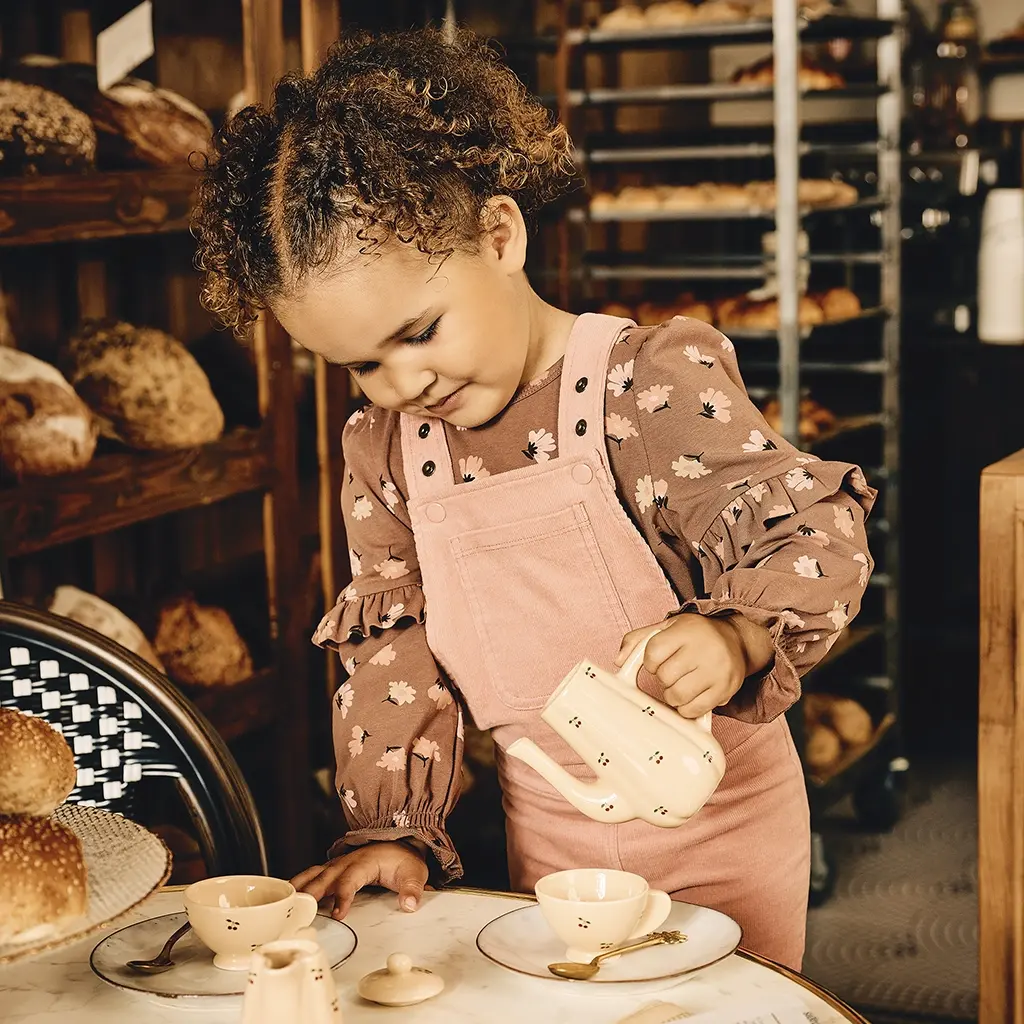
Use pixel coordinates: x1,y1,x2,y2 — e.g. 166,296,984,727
0,804,171,965
90,912,357,999
476,901,741,991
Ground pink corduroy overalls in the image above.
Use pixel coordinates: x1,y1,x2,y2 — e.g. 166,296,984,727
399,313,811,968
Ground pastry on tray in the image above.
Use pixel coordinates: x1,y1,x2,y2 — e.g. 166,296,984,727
0,707,77,817
760,395,837,442
644,1,696,25
732,54,846,90
818,286,862,321
597,4,648,29
716,294,826,329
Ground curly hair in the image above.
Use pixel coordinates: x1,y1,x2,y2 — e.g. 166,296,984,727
192,27,578,336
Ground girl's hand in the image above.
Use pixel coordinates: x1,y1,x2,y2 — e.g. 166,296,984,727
615,614,774,719
290,841,428,920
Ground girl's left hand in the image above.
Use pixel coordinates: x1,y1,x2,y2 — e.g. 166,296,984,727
615,614,772,719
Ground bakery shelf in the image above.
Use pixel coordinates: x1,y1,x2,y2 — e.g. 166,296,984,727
806,412,886,452
576,195,886,223
866,572,892,588
807,711,897,788
588,262,768,281
564,15,896,49
744,357,887,373
567,82,887,106
186,668,279,743
809,623,885,675
1,427,273,558
725,306,891,340
583,140,881,163
0,169,199,248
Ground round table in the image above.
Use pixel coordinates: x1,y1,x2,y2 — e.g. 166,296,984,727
0,887,867,1023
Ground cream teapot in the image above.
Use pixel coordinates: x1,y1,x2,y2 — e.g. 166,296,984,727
506,629,725,827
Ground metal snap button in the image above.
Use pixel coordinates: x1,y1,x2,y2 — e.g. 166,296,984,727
418,423,430,438
422,461,435,476
575,419,587,436
575,377,588,393
425,502,446,523
572,463,594,485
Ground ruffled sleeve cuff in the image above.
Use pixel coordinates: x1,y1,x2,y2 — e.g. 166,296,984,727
312,584,426,651
326,814,464,884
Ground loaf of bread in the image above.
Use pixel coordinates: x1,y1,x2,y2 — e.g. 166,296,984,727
14,57,212,170
0,815,87,944
818,287,862,321
805,723,842,770
760,395,836,441
598,4,647,29
716,294,825,330
732,55,845,90
62,319,224,450
644,1,695,25
818,695,874,746
690,0,749,23
0,80,95,176
49,586,165,673
154,596,253,688
0,708,76,817
0,348,98,477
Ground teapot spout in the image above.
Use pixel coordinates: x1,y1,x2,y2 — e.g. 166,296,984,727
505,738,631,823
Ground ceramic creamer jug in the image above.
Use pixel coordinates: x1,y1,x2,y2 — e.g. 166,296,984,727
505,628,725,826
241,938,342,1024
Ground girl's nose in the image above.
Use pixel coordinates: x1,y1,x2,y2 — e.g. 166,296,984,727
390,367,436,404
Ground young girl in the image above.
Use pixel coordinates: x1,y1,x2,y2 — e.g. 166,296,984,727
193,27,875,970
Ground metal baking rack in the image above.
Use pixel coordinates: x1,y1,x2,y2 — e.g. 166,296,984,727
548,0,904,903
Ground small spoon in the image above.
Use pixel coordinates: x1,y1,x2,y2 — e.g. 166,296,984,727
548,929,687,980
126,921,192,974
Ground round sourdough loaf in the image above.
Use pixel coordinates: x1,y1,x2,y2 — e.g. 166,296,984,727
0,708,77,817
154,596,253,688
0,79,95,175
62,319,224,450
0,348,98,477
0,815,87,944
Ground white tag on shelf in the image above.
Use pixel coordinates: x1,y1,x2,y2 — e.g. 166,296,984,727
96,1,154,92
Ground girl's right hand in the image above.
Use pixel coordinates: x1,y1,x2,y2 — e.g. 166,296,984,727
290,841,428,920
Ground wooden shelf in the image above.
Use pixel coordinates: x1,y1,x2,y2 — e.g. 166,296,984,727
1,427,273,558
186,668,279,743
0,169,198,247
807,624,883,675
807,711,897,787
807,412,886,451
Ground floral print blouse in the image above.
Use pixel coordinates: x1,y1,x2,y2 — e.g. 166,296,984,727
312,316,877,881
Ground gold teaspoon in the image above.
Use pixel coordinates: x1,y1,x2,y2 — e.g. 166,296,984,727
547,929,687,980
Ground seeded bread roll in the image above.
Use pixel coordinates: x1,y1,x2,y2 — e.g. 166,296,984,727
0,708,77,817
0,80,95,176
818,287,862,321
0,815,87,944
0,348,98,477
62,319,224,451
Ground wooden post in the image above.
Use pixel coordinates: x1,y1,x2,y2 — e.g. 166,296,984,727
979,449,1024,1024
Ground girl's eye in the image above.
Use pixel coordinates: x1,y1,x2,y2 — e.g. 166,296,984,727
350,362,379,378
406,317,441,345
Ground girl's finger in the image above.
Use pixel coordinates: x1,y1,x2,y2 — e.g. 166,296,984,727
290,863,326,890
652,648,701,692
615,625,654,667
671,686,722,720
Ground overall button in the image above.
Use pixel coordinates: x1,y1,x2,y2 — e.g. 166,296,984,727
418,423,431,438
572,463,594,485
575,376,588,393
422,461,436,477
425,502,446,523
575,419,587,436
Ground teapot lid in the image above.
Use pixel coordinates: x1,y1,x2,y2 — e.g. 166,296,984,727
356,952,444,1006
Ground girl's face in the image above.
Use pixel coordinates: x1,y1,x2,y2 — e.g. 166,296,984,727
272,209,541,429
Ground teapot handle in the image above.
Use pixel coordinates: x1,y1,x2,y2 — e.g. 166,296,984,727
616,626,713,734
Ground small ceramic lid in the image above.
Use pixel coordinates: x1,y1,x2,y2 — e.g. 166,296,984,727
356,952,444,1006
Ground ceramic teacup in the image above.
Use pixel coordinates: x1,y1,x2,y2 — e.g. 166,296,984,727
534,867,672,964
184,875,319,971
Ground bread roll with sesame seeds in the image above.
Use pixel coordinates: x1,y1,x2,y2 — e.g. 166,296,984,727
0,80,95,176
0,708,77,817
0,815,87,943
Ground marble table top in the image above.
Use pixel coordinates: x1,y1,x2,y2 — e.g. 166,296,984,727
0,887,867,1023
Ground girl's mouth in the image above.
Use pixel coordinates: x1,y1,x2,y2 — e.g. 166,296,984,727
425,384,467,414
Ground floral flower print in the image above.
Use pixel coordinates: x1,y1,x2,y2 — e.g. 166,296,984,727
724,502,743,524
827,600,850,631
343,656,357,676
853,552,870,587
766,504,796,520
376,747,406,772
720,336,735,353
748,482,769,503
369,643,397,667
349,549,362,577
334,682,354,718
672,453,712,479
796,524,830,547
380,477,400,511
607,360,635,397
793,554,826,579
346,408,365,426
786,468,815,492
412,737,441,764
522,428,557,463
606,413,639,448
724,477,750,491
385,680,416,706
742,430,778,453
635,475,668,513
459,455,491,482
379,603,405,628
342,584,358,602
348,725,369,758
698,388,732,422
352,495,373,521
428,681,453,708
684,345,715,368
341,788,357,811
780,610,806,630
374,548,410,580
393,810,411,828
714,537,727,560
795,456,818,465
833,504,856,538
637,384,674,413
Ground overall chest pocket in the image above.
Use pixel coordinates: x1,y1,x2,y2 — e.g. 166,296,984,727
451,502,630,711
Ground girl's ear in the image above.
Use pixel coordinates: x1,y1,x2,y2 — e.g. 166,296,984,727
480,196,527,276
